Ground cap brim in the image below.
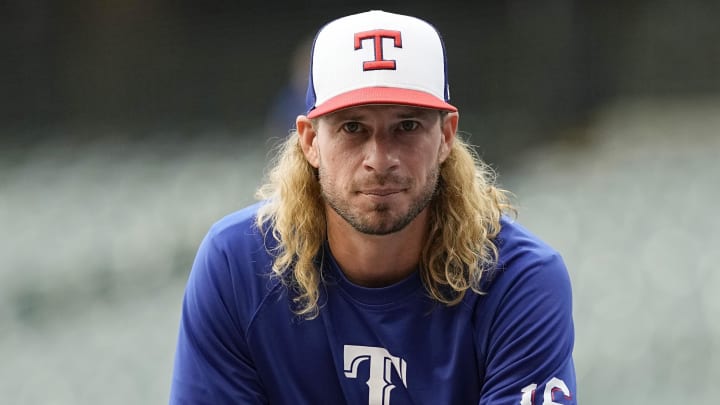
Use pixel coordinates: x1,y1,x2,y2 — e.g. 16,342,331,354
306,87,457,119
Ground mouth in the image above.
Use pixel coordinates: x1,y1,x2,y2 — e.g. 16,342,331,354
360,188,404,197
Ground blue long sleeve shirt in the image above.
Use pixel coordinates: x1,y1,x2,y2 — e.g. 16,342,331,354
170,202,576,404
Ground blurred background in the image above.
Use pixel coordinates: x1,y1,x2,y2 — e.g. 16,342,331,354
1,0,718,403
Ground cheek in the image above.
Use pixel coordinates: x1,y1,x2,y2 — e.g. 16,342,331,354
320,144,356,172
318,149,350,185
413,146,444,183
413,141,443,168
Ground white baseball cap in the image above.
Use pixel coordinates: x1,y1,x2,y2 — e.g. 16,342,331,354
305,10,458,119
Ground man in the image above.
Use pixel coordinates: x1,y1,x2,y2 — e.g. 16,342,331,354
170,10,576,405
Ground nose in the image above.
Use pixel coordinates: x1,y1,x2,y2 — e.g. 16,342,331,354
362,132,399,173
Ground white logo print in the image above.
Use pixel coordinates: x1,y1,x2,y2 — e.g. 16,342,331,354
344,345,408,405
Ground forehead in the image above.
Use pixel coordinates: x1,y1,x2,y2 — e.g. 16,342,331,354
321,105,441,123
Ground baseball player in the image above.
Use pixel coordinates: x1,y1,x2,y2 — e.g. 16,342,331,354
170,10,576,405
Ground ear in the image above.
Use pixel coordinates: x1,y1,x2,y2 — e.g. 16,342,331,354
296,115,320,168
438,111,458,163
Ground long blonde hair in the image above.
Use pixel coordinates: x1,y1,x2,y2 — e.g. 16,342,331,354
256,128,513,318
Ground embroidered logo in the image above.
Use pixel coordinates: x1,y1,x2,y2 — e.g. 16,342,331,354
354,30,402,71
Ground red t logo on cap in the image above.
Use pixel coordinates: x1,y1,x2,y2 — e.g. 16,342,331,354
354,30,402,71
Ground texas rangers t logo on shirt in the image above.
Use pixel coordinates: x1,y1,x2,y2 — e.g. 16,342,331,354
344,345,408,405
354,30,402,71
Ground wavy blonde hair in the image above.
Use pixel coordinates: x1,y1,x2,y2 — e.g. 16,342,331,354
256,125,513,318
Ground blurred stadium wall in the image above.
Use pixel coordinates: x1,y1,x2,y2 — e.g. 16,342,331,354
1,1,719,404
2,0,718,161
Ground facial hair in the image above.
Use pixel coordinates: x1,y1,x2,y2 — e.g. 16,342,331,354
319,165,440,236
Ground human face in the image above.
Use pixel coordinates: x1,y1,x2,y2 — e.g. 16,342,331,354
297,105,458,236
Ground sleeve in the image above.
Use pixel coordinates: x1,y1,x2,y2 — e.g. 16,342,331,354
169,231,268,404
478,252,577,405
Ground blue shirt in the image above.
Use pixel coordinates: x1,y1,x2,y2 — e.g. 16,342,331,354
170,202,576,404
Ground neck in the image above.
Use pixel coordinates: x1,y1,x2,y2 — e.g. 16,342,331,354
326,208,429,287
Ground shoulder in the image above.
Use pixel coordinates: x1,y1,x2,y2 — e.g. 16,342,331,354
205,201,268,249
489,215,571,294
187,201,282,330
473,217,576,402
478,214,574,347
476,215,574,334
199,201,279,268
496,215,563,264
172,202,284,402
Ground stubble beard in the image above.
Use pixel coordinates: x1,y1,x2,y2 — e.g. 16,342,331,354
319,166,440,236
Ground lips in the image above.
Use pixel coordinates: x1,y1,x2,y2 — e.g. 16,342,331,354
360,188,403,196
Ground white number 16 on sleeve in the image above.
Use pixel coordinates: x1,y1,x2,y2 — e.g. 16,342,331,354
520,377,572,405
